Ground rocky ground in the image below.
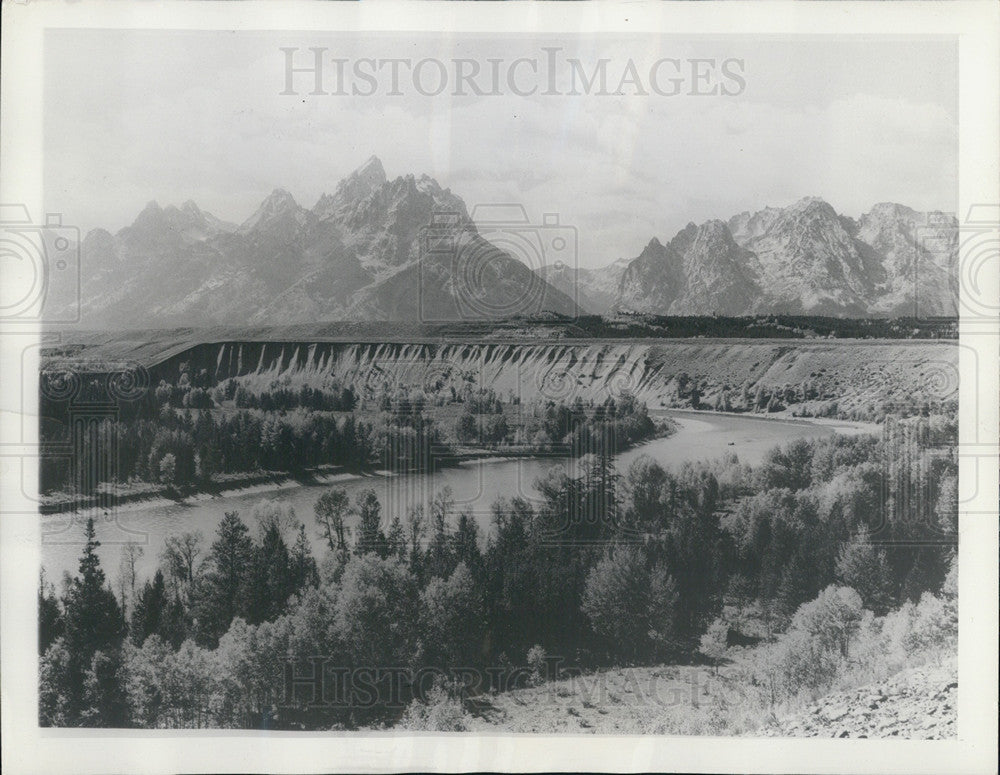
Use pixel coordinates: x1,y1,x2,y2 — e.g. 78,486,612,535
464,665,754,735
460,658,957,738
763,659,957,739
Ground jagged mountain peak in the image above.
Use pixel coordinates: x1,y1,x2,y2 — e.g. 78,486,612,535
263,187,298,208
314,157,391,221
356,154,385,176
690,219,742,251
867,201,916,214
336,155,388,196
667,222,699,255
727,205,784,245
698,219,730,234
125,199,194,242
392,172,436,193
782,196,840,221
82,227,116,247
598,256,634,276
238,188,307,235
118,198,234,252
128,200,163,229
861,202,919,224
312,192,335,212
790,195,831,208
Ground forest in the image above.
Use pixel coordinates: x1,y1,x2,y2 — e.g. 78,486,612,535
39,367,664,499
38,410,957,729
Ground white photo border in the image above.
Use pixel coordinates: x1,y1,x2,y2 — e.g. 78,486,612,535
1,2,997,773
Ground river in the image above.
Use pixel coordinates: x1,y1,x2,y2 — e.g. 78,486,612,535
40,410,876,584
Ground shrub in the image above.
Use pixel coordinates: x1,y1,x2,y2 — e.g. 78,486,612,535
834,533,893,614
581,545,678,661
902,592,955,660
771,628,843,700
526,644,547,686
399,684,473,731
788,585,864,657
746,586,864,707
880,586,956,667
698,618,729,669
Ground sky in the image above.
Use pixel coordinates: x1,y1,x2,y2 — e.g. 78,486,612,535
45,30,958,268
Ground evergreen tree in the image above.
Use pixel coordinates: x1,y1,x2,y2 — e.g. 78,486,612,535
453,512,484,579
353,488,388,558
290,523,319,591
196,511,254,647
60,518,127,723
247,519,294,624
38,570,63,655
775,549,817,622
384,513,406,562
424,487,457,578
131,569,169,646
162,596,190,650
405,504,427,579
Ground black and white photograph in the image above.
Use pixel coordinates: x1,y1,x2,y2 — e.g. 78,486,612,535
1,2,997,773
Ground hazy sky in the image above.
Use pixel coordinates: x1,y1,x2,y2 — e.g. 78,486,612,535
45,30,957,268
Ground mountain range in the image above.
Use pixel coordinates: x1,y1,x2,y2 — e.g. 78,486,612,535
545,198,957,317
68,157,958,327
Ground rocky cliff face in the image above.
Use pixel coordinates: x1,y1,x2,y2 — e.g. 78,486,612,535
614,197,957,317
616,222,762,315
617,238,687,313
69,156,579,327
672,220,762,314
856,203,958,317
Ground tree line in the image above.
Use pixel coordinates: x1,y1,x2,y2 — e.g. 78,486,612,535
40,408,379,494
455,393,660,453
40,369,665,497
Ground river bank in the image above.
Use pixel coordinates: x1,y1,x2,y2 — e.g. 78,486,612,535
38,416,678,517
40,409,880,583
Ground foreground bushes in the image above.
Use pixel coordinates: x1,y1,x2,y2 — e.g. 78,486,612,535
707,562,958,716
